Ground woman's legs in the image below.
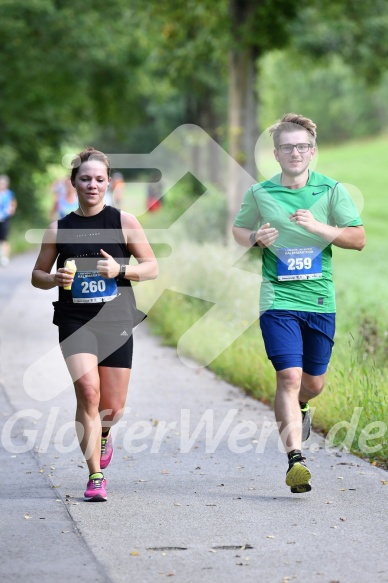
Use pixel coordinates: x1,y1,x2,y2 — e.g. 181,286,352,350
65,353,102,475
63,352,130,476
98,366,131,432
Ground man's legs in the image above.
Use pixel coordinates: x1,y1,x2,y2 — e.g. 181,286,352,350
275,367,303,453
260,310,335,493
275,368,326,450
274,367,318,493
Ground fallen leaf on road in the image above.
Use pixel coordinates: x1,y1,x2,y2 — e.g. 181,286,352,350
162,470,169,474
130,551,139,556
381,480,387,485
266,535,275,539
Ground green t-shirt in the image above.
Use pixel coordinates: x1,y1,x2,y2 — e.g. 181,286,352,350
234,171,363,313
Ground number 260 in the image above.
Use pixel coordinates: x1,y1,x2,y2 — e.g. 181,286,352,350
81,280,106,293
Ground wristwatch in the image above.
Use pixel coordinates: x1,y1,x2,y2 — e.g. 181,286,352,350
249,232,259,247
119,264,127,278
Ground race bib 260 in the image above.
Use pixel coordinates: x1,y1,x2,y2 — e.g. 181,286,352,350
71,270,118,303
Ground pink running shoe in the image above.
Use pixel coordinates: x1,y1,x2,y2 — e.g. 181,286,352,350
84,473,107,502
100,432,113,469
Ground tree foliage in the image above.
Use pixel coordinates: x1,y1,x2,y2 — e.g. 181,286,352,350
2,0,388,223
0,0,145,218
291,1,388,83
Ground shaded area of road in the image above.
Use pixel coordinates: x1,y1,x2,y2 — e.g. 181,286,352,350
0,252,387,583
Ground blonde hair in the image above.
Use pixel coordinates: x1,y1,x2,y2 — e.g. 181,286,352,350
269,113,317,148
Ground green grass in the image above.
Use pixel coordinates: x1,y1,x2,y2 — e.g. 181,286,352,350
139,134,388,466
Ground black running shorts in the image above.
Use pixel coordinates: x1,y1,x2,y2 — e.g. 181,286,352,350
58,316,133,368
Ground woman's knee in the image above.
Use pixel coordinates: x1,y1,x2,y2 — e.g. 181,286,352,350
100,403,125,424
75,380,100,410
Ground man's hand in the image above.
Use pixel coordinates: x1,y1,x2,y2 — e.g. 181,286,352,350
289,209,319,234
254,222,279,248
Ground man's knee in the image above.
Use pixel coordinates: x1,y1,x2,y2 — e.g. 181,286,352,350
302,373,326,397
276,367,302,392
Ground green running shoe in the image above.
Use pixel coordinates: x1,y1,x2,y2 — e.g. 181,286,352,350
286,452,312,494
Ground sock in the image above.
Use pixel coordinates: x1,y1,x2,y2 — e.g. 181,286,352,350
288,449,302,461
89,472,104,480
101,430,110,438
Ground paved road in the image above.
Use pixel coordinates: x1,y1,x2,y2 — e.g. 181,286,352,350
0,252,387,583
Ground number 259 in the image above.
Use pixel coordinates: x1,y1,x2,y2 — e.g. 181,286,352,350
288,257,312,270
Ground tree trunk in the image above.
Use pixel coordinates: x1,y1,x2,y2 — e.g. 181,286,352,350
226,44,259,238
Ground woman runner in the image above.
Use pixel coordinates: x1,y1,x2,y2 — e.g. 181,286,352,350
32,148,158,501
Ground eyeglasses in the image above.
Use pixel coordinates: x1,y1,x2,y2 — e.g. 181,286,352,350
277,143,312,154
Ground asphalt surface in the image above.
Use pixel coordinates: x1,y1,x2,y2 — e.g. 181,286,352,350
0,252,387,583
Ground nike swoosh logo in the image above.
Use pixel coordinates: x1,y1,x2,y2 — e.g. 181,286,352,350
312,190,325,196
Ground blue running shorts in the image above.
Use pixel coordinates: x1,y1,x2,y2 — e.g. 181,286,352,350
259,310,336,375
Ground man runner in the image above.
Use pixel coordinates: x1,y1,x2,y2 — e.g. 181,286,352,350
233,113,365,493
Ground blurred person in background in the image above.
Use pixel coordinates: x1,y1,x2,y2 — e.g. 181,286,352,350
50,177,78,220
0,175,17,266
105,172,125,208
146,171,163,212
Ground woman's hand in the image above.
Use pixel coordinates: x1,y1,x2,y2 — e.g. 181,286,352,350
54,267,75,288
97,249,120,278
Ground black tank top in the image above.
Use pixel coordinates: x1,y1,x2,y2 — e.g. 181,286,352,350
53,206,144,325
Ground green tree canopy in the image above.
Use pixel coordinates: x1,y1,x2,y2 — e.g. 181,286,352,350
0,0,146,218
